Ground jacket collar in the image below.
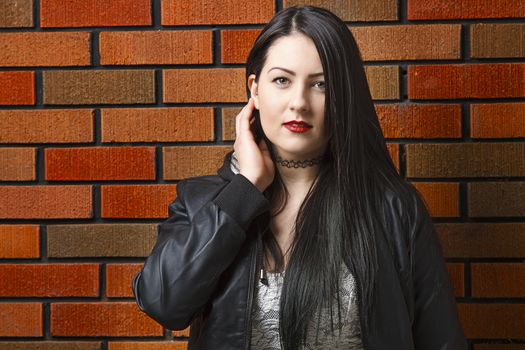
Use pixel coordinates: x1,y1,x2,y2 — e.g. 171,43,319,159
218,151,238,181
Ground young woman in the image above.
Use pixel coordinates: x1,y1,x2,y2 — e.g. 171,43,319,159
132,5,467,350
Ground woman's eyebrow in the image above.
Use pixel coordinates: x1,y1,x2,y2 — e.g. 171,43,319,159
268,67,324,77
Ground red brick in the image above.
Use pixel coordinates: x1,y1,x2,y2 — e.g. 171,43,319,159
109,342,188,350
0,71,34,105
221,29,261,64
161,0,274,25
436,223,525,258
163,68,246,103
101,107,214,142
163,146,232,179
386,143,399,172
0,264,99,297
41,0,151,28
468,182,525,217
51,302,162,336
0,32,90,67
471,23,525,58
0,109,93,143
457,303,525,339
470,102,525,138
0,225,40,259
0,342,103,350
350,24,461,61
408,63,525,99
0,0,33,28
376,104,461,138
100,30,212,65
447,263,465,297
45,146,155,181
106,263,142,298
0,303,42,337
475,345,525,350
101,185,177,219
471,263,525,298
284,0,398,21
410,182,459,217
0,185,92,219
408,0,525,20
0,147,35,181
171,327,190,338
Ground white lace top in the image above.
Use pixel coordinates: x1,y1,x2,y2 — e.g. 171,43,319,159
250,263,364,349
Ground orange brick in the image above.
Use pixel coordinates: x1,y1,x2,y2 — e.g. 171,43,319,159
0,71,34,105
457,303,525,339
408,63,525,99
350,24,461,61
109,342,188,350
0,264,99,297
0,303,42,337
386,143,399,172
468,182,525,217
0,0,33,28
101,184,177,219
101,107,214,142
446,263,464,297
471,23,525,58
106,263,142,298
436,223,525,258
0,32,90,67
471,263,525,298
475,345,525,350
221,29,261,64
410,182,459,217
163,146,232,179
408,0,525,20
471,102,525,138
0,225,40,259
51,302,162,336
376,104,461,139
0,185,92,219
284,0,398,21
0,147,35,181
45,146,156,181
161,0,274,25
163,68,246,103
0,109,93,143
41,0,151,28
100,30,212,65
171,327,191,338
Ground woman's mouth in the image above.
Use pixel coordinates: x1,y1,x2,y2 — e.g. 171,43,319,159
283,121,312,133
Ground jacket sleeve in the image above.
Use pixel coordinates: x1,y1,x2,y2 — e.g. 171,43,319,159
410,191,468,349
131,173,270,330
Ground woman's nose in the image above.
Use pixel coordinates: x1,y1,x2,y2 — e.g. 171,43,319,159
289,84,309,112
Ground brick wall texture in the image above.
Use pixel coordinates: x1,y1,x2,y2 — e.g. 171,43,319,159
0,0,524,348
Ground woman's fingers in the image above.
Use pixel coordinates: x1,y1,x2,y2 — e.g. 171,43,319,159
237,98,255,140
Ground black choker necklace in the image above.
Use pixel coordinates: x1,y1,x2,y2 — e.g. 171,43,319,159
275,155,324,168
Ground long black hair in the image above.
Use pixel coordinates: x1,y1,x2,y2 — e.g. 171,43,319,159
228,5,419,349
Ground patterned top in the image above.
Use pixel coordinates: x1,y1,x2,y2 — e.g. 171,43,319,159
250,263,364,349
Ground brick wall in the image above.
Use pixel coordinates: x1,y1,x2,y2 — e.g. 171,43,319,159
0,0,524,349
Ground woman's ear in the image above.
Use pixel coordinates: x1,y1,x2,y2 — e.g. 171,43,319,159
247,74,259,110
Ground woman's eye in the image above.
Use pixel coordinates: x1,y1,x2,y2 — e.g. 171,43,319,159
273,77,289,86
315,81,325,89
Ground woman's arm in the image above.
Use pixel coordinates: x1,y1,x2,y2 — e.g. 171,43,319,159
132,173,270,330
410,191,468,349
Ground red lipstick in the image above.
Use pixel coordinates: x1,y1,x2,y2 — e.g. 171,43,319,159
283,120,312,133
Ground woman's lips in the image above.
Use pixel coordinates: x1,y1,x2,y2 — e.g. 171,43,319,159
284,124,312,133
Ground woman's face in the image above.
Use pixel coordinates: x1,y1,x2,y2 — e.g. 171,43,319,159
248,33,328,160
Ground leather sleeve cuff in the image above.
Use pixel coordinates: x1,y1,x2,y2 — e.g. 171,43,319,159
212,174,270,231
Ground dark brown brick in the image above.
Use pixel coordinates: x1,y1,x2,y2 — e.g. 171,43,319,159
284,0,398,21
447,263,465,297
101,107,214,142
45,146,156,181
51,302,162,336
436,223,525,258
468,182,525,217
408,0,525,20
406,143,525,178
47,224,157,258
457,303,525,339
100,30,212,65
0,264,99,297
41,0,151,28
0,147,35,181
161,0,274,25
163,146,232,179
471,23,525,58
0,0,33,28
471,103,525,138
364,66,399,100
471,263,525,298
0,342,101,350
0,225,40,259
43,70,155,105
108,342,188,350
0,109,93,143
0,303,42,336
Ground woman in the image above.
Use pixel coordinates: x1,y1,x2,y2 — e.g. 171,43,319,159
132,5,467,350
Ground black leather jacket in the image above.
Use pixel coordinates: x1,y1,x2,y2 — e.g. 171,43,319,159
132,153,467,349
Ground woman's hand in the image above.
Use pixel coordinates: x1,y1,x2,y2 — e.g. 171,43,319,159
234,97,275,193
